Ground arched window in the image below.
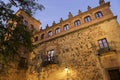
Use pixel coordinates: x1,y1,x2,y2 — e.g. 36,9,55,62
64,24,69,31
95,11,103,18
41,34,45,39
35,36,38,41
23,20,28,26
29,24,34,30
84,16,91,23
48,31,52,37
55,28,60,34
74,20,80,26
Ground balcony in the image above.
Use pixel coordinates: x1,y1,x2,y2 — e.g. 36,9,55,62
97,47,116,56
41,55,59,67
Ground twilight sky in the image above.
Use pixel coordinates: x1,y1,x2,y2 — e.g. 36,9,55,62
33,0,120,29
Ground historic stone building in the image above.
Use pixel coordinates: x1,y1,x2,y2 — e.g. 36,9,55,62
27,0,120,80
1,0,120,80
29,0,120,80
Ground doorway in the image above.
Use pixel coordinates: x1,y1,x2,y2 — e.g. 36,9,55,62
108,69,120,80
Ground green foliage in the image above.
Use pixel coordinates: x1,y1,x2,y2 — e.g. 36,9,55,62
0,0,44,71
10,0,45,15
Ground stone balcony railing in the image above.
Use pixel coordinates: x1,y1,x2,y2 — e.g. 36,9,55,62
97,47,116,56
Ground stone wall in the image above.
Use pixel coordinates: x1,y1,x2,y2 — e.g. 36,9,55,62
27,17,120,80
1,2,120,80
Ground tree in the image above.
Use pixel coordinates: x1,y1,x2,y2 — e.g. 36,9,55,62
0,0,44,72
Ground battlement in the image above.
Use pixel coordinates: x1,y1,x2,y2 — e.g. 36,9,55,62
33,2,114,44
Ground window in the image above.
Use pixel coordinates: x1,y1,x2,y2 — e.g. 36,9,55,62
98,38,109,48
47,49,54,61
64,24,69,31
55,28,60,34
74,20,80,26
48,31,52,37
29,24,34,30
35,36,38,41
23,20,28,26
108,69,120,80
95,11,103,18
84,16,91,22
41,34,45,39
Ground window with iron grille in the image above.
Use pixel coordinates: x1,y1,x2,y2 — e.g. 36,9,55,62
98,38,109,48
47,49,54,62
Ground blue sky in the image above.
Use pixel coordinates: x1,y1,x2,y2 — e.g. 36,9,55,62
2,0,120,29
33,0,120,29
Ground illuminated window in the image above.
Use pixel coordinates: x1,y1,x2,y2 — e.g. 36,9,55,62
95,11,103,18
48,31,52,37
47,49,54,61
98,38,109,48
64,24,69,31
74,20,80,26
84,16,91,22
55,28,60,34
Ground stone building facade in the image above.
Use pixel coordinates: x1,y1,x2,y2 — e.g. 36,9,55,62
26,0,120,80
28,0,120,80
1,0,120,80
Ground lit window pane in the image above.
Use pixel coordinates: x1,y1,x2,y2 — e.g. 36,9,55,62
99,40,104,48
98,38,109,48
103,39,108,47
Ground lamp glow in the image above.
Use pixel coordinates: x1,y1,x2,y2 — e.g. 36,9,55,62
65,67,68,71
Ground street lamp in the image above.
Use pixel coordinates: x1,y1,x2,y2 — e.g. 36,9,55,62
65,66,68,80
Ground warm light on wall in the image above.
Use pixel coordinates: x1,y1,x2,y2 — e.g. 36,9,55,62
64,67,68,72
64,66,69,80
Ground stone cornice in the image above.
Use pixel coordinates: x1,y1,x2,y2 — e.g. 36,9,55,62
33,16,117,45
37,2,110,32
